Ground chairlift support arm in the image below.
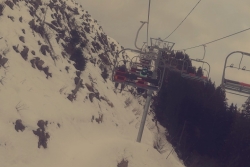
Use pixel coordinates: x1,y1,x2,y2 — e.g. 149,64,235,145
135,21,148,50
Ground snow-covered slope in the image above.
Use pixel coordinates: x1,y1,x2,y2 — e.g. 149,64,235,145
0,0,184,166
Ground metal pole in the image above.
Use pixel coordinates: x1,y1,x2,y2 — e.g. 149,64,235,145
136,90,153,142
135,22,147,50
147,0,151,46
136,48,161,143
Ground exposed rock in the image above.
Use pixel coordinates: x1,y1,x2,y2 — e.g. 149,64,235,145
85,83,94,92
67,94,76,102
7,15,14,22
5,1,14,10
117,159,129,167
0,55,8,67
51,20,59,27
0,4,4,16
15,119,25,132
43,66,52,79
19,36,25,43
75,70,81,78
74,77,80,85
40,45,50,56
20,46,29,60
19,16,22,22
61,51,67,58
65,66,69,73
30,59,36,68
13,45,19,53
95,114,103,124
31,50,35,55
33,120,49,149
33,126,50,149
89,93,95,102
37,120,48,131
35,59,44,70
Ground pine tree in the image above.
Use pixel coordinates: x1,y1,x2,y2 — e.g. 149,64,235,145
196,67,203,77
241,97,250,117
70,29,81,47
70,48,87,71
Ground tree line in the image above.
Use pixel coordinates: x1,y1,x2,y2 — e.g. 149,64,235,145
152,51,250,167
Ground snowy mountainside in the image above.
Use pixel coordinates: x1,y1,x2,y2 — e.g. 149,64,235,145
0,0,184,166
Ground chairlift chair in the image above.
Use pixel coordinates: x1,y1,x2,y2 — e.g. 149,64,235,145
166,52,186,73
112,21,169,92
150,38,175,52
131,56,152,68
112,49,165,92
140,59,152,67
181,59,210,83
221,51,250,97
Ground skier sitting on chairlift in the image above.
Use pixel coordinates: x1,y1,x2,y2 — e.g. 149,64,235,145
140,67,148,77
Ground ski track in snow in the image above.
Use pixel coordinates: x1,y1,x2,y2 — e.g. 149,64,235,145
0,0,184,166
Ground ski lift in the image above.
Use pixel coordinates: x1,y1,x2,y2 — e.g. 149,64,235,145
112,20,172,92
130,55,155,78
112,48,166,92
181,58,210,83
131,55,153,67
221,51,250,97
150,38,175,52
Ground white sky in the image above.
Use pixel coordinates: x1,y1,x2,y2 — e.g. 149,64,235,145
76,0,250,106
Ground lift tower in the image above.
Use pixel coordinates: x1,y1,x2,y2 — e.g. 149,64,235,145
112,22,175,143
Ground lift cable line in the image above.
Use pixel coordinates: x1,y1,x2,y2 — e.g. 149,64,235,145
179,27,250,51
163,0,202,40
147,0,151,46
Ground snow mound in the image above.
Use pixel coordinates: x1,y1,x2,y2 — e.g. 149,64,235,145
0,0,184,166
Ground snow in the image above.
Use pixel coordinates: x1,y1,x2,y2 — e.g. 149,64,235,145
0,0,184,166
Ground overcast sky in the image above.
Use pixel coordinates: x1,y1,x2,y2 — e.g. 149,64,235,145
75,0,250,106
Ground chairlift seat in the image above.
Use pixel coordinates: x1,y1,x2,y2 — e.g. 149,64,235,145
136,80,158,91
114,75,126,83
140,59,151,63
115,70,127,76
130,67,137,73
140,60,151,64
123,80,158,91
136,80,148,87
141,62,151,67
133,62,151,68
181,73,208,83
113,70,128,83
223,79,250,94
